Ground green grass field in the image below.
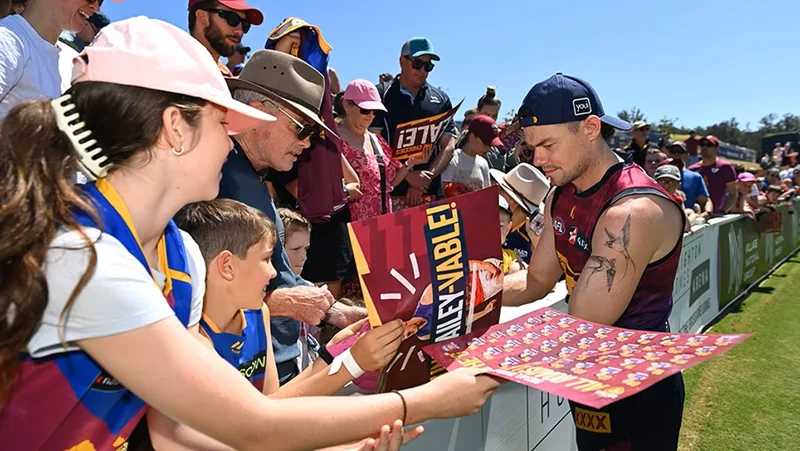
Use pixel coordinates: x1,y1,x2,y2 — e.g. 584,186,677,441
679,256,800,451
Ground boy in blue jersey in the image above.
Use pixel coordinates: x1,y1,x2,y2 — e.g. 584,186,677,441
174,199,405,397
151,199,411,449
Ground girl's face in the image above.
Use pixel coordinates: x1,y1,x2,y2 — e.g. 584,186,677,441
479,104,499,121
172,104,235,203
58,0,101,34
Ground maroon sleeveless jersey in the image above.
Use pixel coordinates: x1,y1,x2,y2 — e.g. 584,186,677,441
551,163,684,332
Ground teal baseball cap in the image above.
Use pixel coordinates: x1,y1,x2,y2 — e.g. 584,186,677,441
401,37,440,61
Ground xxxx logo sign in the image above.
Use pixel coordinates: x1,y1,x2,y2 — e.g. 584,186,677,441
574,407,611,433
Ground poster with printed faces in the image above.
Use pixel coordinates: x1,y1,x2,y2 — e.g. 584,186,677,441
424,308,749,408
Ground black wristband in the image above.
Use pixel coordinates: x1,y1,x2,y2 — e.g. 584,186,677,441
318,345,334,365
392,390,408,425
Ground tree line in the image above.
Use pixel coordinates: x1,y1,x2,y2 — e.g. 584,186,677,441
617,107,800,151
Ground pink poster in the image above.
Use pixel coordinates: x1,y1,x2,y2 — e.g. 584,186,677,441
424,307,749,409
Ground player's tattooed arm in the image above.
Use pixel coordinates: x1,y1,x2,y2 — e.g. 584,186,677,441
567,195,679,326
585,256,616,292
603,215,636,275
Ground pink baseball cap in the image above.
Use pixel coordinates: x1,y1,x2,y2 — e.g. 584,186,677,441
738,172,757,183
342,79,387,112
70,16,275,134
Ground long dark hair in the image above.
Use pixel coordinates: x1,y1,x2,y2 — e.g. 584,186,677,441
0,81,206,403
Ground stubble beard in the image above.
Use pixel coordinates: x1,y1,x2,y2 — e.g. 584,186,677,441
204,22,236,58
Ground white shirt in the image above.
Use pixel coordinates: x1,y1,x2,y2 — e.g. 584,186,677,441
441,148,491,193
56,39,79,93
28,227,205,358
0,15,62,120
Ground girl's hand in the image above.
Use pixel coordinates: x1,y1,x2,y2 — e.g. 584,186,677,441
320,420,424,451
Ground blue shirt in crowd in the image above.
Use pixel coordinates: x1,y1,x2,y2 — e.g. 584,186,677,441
681,169,709,209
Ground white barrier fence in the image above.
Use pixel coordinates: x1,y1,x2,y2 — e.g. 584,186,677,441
404,201,800,451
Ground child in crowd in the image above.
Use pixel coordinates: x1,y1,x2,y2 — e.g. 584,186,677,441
279,207,312,277
654,165,696,232
173,200,404,403
765,185,784,206
278,207,327,367
500,195,525,275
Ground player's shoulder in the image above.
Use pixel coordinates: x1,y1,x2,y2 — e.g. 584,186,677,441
602,194,680,228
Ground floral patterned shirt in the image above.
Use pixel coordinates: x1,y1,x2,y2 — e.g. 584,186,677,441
342,133,402,221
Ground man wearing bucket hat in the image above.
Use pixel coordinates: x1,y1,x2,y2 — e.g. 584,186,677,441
502,73,686,450
489,163,551,264
219,49,342,385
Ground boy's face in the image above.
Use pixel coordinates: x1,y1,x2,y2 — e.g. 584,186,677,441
285,229,311,275
499,211,512,245
232,240,278,310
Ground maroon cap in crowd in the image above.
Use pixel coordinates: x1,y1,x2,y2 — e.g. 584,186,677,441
699,135,720,147
469,114,504,147
188,0,264,25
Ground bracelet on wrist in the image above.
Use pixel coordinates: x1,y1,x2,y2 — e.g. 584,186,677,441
392,390,408,425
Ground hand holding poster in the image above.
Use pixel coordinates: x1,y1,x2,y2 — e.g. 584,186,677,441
391,99,464,160
424,307,750,409
347,187,503,391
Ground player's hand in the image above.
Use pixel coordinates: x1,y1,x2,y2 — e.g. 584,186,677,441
350,319,404,372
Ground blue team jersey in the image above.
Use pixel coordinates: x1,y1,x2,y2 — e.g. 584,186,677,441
0,179,193,450
200,306,271,391
504,223,532,264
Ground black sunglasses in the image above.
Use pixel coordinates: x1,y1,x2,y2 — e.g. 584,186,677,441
348,101,377,116
264,98,317,140
404,56,435,72
202,8,252,34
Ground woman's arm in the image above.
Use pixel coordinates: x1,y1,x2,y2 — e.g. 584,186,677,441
342,153,360,185
79,317,499,451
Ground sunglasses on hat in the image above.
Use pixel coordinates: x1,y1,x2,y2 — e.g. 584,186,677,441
404,56,435,72
202,8,252,34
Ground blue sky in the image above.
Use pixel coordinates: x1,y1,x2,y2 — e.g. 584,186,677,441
103,0,798,130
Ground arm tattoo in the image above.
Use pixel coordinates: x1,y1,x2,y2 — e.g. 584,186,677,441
586,256,616,293
603,215,636,276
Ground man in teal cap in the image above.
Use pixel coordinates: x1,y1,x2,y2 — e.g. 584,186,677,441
371,37,458,210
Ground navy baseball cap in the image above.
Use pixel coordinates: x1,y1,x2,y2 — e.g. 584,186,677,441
517,73,630,131
401,37,440,61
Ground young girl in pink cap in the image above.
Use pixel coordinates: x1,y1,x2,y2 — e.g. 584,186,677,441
0,16,500,451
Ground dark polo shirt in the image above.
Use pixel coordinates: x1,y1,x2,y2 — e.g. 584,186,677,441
370,77,458,198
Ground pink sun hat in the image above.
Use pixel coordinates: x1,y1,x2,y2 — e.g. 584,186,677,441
343,79,388,112
70,16,275,134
